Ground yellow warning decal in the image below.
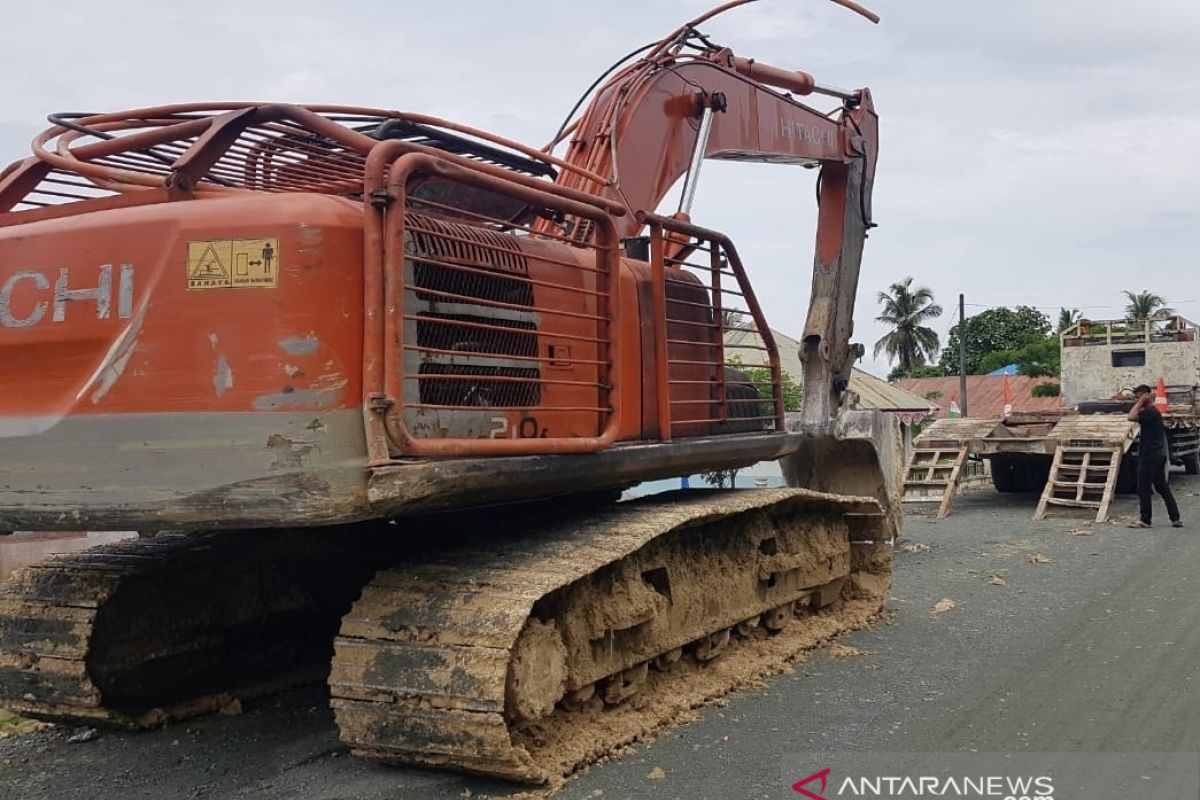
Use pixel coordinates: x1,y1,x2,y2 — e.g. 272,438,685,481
187,238,279,290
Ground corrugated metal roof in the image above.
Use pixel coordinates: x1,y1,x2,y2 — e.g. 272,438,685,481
896,375,1064,419
724,328,935,413
849,368,935,412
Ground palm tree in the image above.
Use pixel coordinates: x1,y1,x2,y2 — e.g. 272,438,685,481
1123,290,1174,320
874,277,942,374
1057,307,1080,333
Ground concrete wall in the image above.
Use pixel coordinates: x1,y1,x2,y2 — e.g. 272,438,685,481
1061,338,1200,407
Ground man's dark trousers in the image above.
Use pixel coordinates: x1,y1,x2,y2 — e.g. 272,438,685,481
1138,454,1180,525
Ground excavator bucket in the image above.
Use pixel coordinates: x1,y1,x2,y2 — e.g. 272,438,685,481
783,410,905,535
783,408,903,600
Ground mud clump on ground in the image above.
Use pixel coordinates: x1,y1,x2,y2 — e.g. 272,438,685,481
0,711,48,740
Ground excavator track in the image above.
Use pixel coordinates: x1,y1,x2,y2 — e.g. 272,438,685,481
329,488,893,783
0,527,390,727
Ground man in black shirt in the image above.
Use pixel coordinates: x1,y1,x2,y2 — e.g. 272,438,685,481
1128,384,1182,528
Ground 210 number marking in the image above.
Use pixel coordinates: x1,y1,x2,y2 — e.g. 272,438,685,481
490,416,549,439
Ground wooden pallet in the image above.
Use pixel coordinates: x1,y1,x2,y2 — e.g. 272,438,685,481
901,445,968,519
1033,443,1123,522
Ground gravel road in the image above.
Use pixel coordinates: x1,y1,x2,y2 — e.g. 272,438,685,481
3,481,1198,799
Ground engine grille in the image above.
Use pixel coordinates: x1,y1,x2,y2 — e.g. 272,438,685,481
404,213,541,409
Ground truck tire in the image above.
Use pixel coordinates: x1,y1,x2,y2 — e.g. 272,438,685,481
1116,457,1137,494
1182,451,1200,475
1028,460,1051,492
991,457,1015,492
991,457,1048,493
1011,462,1031,493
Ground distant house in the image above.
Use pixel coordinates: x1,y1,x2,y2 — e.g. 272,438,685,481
725,328,936,455
896,375,1062,420
631,329,937,494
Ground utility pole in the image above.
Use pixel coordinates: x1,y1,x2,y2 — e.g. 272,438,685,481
959,293,968,417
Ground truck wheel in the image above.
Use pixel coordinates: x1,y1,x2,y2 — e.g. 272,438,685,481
991,458,1014,493
1028,461,1051,492
1011,462,1032,492
1182,452,1200,475
1115,458,1137,494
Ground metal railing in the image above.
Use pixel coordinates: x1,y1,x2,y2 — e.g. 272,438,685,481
1061,315,1198,347
373,152,622,457
639,212,784,440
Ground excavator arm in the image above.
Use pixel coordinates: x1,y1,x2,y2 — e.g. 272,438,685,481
549,3,879,424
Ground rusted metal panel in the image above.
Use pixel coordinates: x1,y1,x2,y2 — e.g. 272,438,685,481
0,410,370,530
367,431,801,515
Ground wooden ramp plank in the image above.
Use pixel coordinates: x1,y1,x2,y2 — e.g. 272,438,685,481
901,445,969,519
1035,443,1122,523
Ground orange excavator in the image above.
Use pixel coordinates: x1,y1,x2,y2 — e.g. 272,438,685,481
0,0,899,783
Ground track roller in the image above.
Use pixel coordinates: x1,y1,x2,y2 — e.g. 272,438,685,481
329,488,892,783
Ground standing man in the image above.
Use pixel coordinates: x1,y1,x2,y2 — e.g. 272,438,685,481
1128,384,1182,528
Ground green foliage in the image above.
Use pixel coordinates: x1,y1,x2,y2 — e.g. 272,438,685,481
887,363,947,381
699,468,739,488
976,337,1060,378
938,305,1051,375
1057,307,1080,333
873,277,943,373
727,355,802,413
1123,289,1174,320
923,390,944,401
739,365,802,412
1031,382,1061,398
975,351,1014,375
1018,338,1061,377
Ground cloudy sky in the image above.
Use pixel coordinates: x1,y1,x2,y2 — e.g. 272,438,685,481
2,0,1197,377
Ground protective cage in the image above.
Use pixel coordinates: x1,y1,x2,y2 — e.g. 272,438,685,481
642,212,786,440
377,152,622,456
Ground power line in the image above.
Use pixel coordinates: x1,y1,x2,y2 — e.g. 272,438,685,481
962,300,1200,312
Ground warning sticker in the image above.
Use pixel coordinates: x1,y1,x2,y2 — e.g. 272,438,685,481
187,238,279,290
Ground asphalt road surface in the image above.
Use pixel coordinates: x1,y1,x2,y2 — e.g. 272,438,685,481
3,480,1199,799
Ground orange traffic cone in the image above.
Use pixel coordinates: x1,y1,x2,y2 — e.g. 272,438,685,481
1155,377,1168,413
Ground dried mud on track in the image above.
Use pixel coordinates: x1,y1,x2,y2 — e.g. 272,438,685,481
514,595,883,792
4,485,1200,798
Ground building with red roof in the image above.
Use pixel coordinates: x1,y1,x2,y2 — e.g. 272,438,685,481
896,375,1062,420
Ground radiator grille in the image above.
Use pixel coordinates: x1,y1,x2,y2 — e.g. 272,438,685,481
406,213,540,408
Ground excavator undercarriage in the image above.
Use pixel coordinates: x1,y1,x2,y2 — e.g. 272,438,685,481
331,489,891,782
0,527,390,727
0,487,892,783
